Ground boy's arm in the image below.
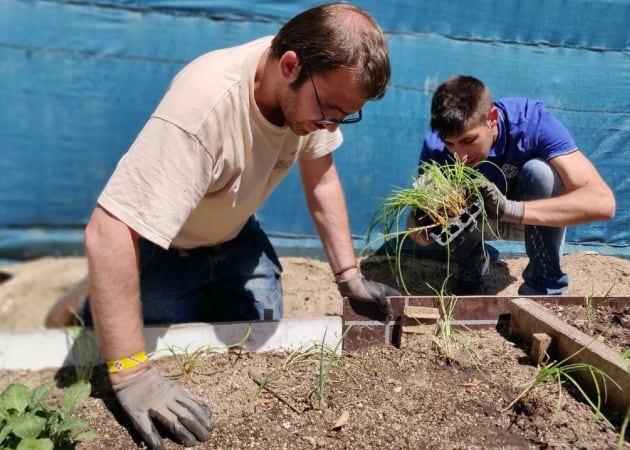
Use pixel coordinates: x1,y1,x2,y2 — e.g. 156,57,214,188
526,150,616,226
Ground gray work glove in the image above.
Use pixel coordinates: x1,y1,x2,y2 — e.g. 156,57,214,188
113,369,212,450
473,178,524,223
337,274,400,321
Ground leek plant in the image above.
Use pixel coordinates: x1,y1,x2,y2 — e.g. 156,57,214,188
425,279,457,362
583,285,614,323
251,327,372,410
370,161,484,240
163,325,252,378
619,406,630,450
420,280,485,371
504,348,618,429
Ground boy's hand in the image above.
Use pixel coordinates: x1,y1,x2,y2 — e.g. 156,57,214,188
474,179,524,223
407,209,438,246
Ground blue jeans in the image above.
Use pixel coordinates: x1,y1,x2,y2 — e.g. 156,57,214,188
454,158,568,295
82,216,283,325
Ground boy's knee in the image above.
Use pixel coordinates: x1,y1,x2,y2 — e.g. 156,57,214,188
516,158,563,200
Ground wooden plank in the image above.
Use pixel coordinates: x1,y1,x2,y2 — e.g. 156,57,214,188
342,295,630,350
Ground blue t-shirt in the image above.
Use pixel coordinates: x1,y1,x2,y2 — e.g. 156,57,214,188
419,97,577,195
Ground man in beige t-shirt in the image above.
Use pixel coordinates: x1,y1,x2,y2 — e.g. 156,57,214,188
80,3,399,449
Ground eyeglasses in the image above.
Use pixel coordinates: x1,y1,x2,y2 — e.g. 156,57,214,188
306,66,362,125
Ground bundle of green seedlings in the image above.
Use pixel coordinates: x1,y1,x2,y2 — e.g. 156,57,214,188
366,160,507,366
367,159,496,293
408,162,480,229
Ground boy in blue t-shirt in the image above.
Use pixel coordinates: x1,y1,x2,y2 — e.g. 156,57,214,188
408,75,615,295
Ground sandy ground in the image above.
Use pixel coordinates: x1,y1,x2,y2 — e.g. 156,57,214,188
1,251,629,331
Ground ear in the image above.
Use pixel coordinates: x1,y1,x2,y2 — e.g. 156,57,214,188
488,107,499,126
278,50,301,83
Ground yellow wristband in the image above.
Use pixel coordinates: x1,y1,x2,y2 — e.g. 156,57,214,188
106,351,148,374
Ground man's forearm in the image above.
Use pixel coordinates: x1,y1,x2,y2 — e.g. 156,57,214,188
520,187,615,227
299,157,359,278
85,206,147,383
310,190,358,276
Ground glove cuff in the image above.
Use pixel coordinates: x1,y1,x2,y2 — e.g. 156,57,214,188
112,366,154,391
334,264,359,282
502,200,524,223
336,273,363,287
336,274,365,299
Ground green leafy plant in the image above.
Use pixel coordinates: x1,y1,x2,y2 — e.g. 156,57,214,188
412,284,485,375
64,317,102,382
386,161,479,227
0,380,98,449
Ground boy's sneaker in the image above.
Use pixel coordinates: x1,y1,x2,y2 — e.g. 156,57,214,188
44,276,89,328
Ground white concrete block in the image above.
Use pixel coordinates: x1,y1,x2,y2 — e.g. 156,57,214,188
0,316,343,370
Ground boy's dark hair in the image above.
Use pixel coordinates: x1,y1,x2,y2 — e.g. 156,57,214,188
430,75,494,139
271,3,390,100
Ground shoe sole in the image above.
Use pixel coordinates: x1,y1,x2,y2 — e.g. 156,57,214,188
44,276,89,328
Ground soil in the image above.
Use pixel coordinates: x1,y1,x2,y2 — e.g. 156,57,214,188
1,251,630,449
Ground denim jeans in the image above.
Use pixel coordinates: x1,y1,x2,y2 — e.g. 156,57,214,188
454,158,568,295
82,216,283,325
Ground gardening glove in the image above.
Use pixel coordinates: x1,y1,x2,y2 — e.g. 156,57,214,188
113,368,212,450
473,178,524,223
337,274,400,321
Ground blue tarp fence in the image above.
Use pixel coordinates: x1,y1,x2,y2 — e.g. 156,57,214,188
1,0,628,261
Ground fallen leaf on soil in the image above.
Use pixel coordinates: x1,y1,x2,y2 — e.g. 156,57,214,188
461,377,481,387
330,410,350,431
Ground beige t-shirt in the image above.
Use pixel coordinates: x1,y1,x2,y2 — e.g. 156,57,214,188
98,37,343,249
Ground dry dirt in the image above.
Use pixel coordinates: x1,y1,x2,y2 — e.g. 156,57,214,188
1,251,630,449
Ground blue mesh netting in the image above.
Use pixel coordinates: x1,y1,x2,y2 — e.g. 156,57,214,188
1,0,628,259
